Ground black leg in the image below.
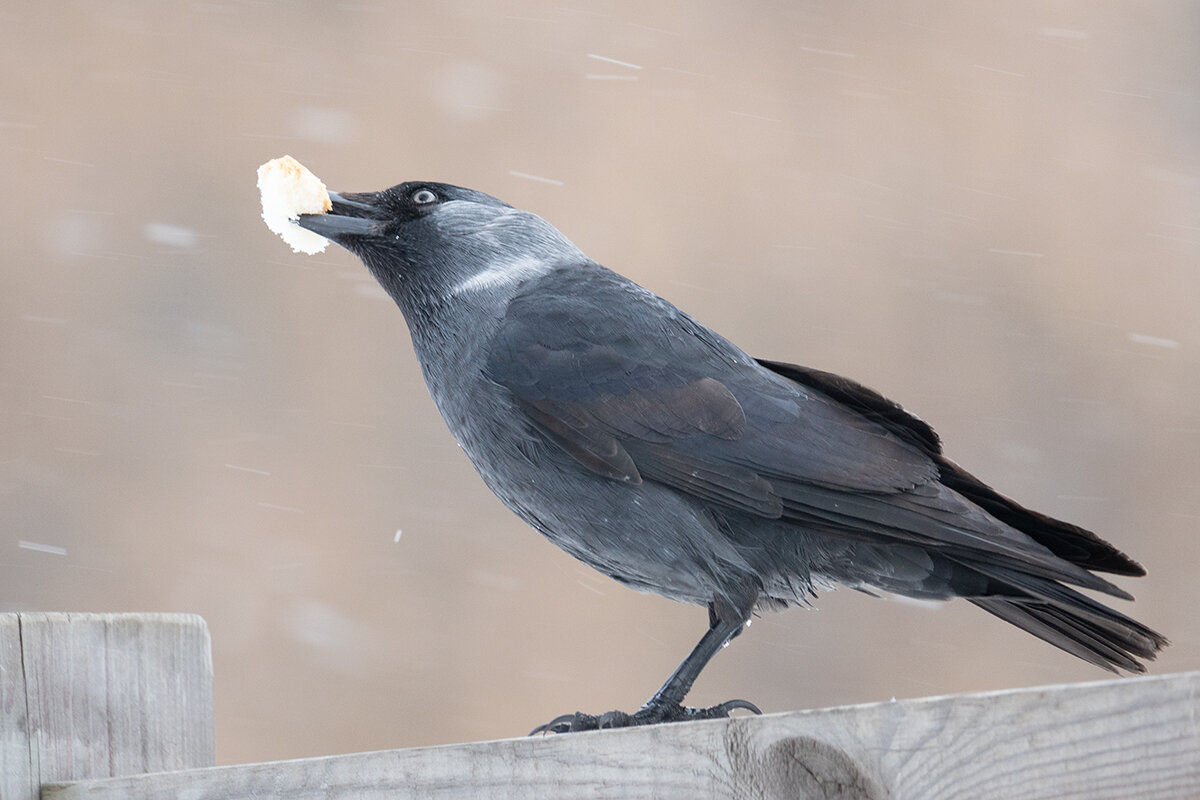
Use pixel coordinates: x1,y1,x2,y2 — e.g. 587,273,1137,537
531,593,762,734
644,595,748,710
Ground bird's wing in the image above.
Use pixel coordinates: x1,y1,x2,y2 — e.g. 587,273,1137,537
758,358,1146,580
483,266,1121,594
484,267,937,506
754,359,942,457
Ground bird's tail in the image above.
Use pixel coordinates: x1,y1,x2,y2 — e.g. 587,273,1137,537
965,562,1168,672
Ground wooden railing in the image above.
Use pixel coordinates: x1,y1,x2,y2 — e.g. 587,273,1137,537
3,612,1196,800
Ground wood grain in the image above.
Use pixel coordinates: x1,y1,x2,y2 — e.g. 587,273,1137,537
0,613,214,800
43,670,1200,800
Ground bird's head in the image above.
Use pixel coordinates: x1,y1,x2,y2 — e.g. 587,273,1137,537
296,182,584,306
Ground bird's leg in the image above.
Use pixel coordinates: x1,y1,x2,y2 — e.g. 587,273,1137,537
641,596,748,711
531,594,761,734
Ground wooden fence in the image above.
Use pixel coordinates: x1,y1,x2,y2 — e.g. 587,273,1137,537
3,612,1196,799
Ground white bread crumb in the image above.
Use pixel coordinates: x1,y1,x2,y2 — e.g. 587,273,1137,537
256,156,333,254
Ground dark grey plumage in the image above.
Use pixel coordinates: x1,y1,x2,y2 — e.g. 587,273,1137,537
295,181,1166,731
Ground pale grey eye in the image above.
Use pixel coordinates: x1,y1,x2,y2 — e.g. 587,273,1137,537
411,188,438,204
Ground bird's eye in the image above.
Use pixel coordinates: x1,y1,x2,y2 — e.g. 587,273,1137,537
411,188,438,205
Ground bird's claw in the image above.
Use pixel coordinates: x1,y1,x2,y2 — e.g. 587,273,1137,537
529,698,761,735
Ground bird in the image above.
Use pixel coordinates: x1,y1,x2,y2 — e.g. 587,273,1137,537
292,180,1167,733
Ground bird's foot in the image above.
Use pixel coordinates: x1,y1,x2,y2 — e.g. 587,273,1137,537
530,698,760,735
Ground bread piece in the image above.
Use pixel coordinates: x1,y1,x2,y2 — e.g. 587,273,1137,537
256,156,333,254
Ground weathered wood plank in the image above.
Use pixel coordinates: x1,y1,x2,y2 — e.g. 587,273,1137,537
44,670,1200,800
0,613,214,800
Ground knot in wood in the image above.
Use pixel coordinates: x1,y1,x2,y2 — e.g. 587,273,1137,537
727,725,880,800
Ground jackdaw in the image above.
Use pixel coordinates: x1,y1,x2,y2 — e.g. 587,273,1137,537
293,180,1167,733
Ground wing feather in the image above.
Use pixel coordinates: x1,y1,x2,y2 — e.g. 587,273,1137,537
484,265,1124,596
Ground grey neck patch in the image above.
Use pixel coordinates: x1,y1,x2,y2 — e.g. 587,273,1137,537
437,202,585,298
450,255,555,297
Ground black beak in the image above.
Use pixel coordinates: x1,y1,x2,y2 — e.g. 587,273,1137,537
296,192,384,241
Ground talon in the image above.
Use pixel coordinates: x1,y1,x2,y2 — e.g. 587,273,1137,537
529,713,580,735
712,698,762,716
529,712,600,735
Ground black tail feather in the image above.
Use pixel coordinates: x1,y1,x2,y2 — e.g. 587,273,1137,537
965,563,1168,672
971,598,1153,672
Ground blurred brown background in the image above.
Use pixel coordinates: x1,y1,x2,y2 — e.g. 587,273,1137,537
2,1,1197,765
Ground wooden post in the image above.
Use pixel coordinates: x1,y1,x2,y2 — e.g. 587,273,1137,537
0,613,214,800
